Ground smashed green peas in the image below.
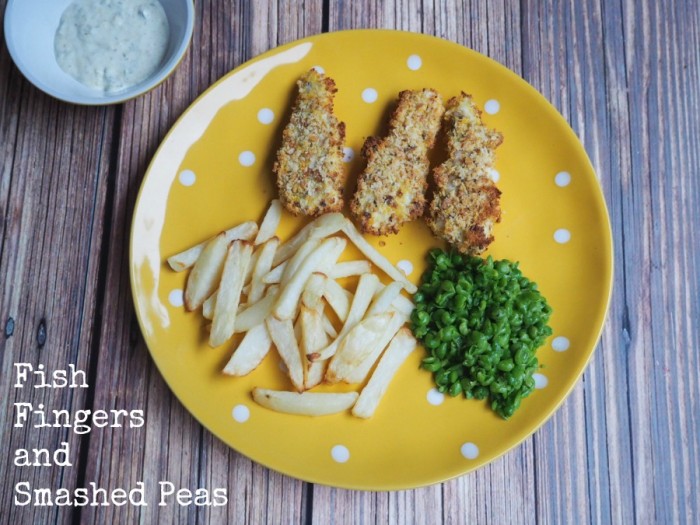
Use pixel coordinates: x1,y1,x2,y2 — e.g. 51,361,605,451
410,249,553,419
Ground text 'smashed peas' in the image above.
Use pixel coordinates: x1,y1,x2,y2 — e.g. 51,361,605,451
410,249,553,419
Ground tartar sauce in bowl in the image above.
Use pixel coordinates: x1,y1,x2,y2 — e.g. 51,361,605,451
54,0,169,92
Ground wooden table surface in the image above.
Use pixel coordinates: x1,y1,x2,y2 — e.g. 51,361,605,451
1,1,699,523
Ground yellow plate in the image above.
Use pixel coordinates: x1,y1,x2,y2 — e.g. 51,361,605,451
130,30,613,490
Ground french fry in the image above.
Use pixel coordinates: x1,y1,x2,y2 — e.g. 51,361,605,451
323,277,352,322
328,260,371,279
274,237,346,321
202,291,217,320
352,328,417,418
222,323,272,376
341,218,417,293
300,307,329,390
210,241,253,347
305,360,327,391
261,261,286,284
280,238,321,287
325,313,394,383
243,248,261,286
206,248,282,319
373,282,415,317
293,314,302,341
273,212,345,266
252,388,358,416
266,317,304,391
309,273,379,362
302,272,326,310
168,221,258,272
321,312,338,338
204,291,247,321
184,232,229,311
254,199,282,245
342,313,406,384
367,281,403,316
235,285,279,333
249,237,279,303
391,293,415,317
293,316,304,383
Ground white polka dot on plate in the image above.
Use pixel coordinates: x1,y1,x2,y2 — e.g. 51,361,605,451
427,388,445,406
331,445,350,463
257,108,274,125
313,65,325,74
178,170,196,186
396,260,413,276
489,168,500,183
168,289,184,307
362,88,378,103
343,147,354,163
552,336,570,352
460,442,479,459
554,229,571,244
231,404,250,423
484,99,500,114
533,373,548,389
555,171,571,187
407,54,422,70
238,151,256,167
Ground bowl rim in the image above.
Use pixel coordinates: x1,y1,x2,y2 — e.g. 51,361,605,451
3,0,195,105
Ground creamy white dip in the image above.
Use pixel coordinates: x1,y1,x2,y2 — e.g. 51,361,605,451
54,0,169,92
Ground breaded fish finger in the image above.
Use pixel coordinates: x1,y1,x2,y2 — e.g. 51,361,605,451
274,69,346,217
426,93,503,254
350,89,444,235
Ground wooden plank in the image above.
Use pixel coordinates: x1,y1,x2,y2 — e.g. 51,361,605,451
0,25,24,248
574,2,629,523
76,1,321,524
0,38,116,525
621,0,700,522
565,0,637,521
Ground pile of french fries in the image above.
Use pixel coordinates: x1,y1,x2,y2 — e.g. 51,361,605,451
167,201,418,418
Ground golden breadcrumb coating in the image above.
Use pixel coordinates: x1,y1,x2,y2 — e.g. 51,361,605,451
350,89,444,235
274,69,346,217
426,93,503,254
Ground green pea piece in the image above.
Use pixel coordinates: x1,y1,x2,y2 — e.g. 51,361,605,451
422,359,442,373
497,359,515,372
449,382,462,397
435,369,450,386
458,319,470,336
410,249,553,420
440,325,459,342
417,310,430,326
413,326,428,339
424,333,440,350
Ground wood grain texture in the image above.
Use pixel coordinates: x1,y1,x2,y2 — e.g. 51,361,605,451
0,23,116,520
0,0,699,523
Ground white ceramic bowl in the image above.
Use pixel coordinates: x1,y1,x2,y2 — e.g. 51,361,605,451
3,0,194,105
